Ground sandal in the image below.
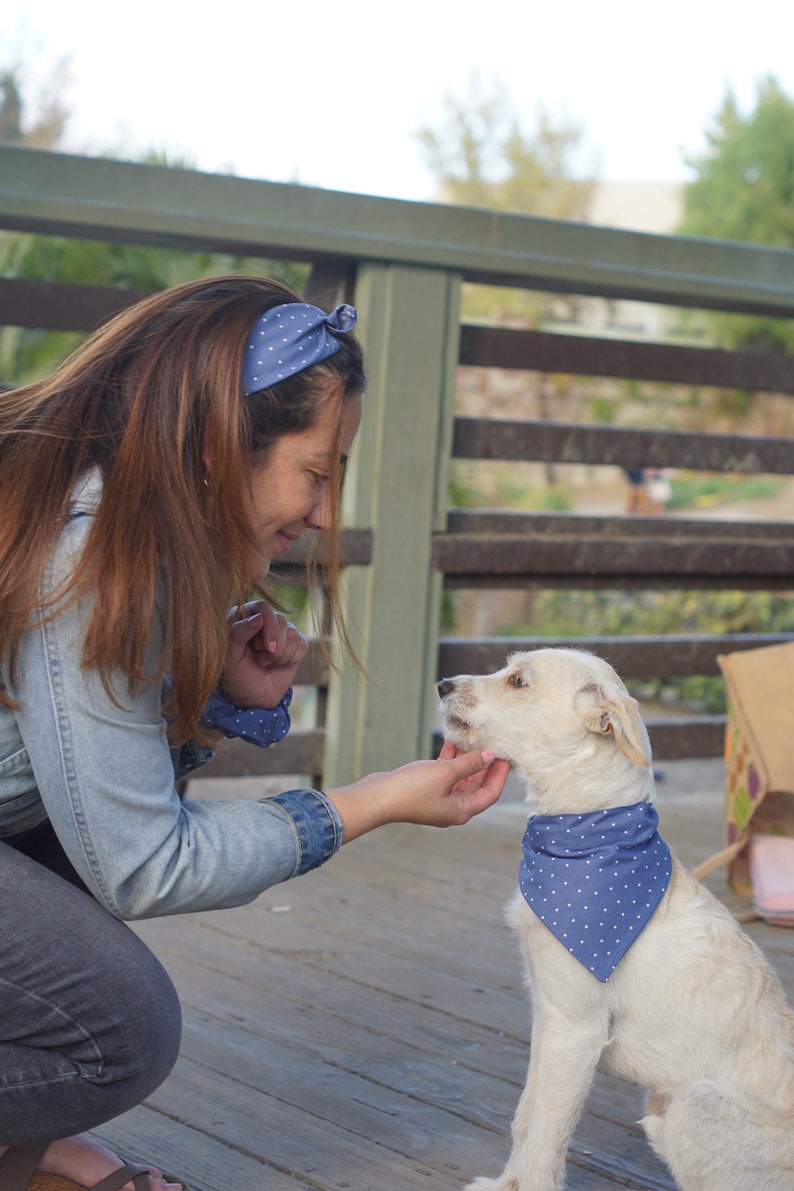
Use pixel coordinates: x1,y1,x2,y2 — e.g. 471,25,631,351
0,1144,190,1191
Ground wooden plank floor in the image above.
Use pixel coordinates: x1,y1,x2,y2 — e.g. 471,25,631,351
91,759,794,1191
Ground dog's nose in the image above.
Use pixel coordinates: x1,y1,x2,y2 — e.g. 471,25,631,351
437,678,455,698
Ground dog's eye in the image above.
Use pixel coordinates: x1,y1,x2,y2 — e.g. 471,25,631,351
508,671,525,689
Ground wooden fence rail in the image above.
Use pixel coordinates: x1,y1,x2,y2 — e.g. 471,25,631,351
459,325,794,393
436,511,794,587
453,417,794,474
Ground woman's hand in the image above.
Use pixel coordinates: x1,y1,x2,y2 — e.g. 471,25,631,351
326,742,512,843
220,601,308,710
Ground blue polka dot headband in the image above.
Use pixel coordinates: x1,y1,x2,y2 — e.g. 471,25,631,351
242,302,358,395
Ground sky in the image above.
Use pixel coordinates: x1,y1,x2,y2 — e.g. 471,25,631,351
4,0,794,206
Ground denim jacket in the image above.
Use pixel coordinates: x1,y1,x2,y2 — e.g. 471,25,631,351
0,470,343,919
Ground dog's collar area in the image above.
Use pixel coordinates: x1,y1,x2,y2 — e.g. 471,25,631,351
519,801,672,982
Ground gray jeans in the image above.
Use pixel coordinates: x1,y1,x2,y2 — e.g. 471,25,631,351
0,829,182,1145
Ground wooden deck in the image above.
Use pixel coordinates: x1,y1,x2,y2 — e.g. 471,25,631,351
93,760,794,1191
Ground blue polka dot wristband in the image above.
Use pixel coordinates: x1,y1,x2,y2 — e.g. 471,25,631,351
200,687,292,748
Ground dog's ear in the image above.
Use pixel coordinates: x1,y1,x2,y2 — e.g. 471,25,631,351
574,682,652,769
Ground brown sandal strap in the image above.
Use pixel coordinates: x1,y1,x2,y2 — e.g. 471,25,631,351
0,1144,50,1191
0,1148,153,1191
90,1164,152,1191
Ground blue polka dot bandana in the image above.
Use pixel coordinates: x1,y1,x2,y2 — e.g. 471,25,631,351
242,302,357,395
519,801,672,982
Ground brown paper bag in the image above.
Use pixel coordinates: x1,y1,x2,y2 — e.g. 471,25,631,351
718,641,794,899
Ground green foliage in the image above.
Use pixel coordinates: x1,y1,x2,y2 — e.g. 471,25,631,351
447,461,486,509
588,395,617,425
530,485,573,512
667,472,786,510
447,460,573,512
488,468,570,511
681,77,794,247
539,371,794,440
678,76,794,350
531,588,794,639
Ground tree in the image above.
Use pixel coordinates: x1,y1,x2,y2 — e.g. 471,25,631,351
416,72,595,221
0,59,70,148
416,73,597,328
678,76,794,350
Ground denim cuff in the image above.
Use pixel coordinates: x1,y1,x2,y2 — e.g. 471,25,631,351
200,687,292,748
173,741,217,781
266,788,343,876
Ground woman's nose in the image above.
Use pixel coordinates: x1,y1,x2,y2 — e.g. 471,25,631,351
305,486,332,532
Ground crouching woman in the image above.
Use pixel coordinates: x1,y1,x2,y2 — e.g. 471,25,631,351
0,276,509,1191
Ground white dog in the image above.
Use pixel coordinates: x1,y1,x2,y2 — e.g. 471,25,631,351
437,648,794,1191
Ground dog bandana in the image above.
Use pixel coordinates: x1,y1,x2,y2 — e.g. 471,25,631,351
243,302,357,394
519,801,672,982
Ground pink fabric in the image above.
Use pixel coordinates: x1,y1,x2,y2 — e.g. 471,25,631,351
749,835,794,925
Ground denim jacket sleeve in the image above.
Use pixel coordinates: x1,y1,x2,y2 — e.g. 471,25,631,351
6,492,343,920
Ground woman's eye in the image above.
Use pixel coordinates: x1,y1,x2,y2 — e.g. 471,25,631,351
310,471,330,486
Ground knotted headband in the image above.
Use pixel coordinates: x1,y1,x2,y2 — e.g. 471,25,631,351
519,801,672,982
242,302,358,395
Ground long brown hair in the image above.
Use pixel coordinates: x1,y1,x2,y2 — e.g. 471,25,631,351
0,275,365,745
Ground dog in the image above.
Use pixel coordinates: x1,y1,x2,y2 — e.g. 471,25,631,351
437,648,794,1191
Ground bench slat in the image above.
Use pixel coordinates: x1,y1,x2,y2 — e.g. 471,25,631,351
453,417,794,475
459,325,794,394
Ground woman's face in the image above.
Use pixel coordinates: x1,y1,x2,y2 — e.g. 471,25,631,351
243,383,362,583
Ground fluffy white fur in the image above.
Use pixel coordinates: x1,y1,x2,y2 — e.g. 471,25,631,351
438,648,794,1191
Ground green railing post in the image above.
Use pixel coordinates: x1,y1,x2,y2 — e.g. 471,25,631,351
321,261,462,787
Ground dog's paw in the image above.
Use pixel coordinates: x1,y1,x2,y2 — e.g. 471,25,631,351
463,1179,518,1191
638,1113,666,1161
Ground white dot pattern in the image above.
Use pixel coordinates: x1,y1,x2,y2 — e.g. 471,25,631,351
242,302,357,395
518,801,672,983
200,688,292,748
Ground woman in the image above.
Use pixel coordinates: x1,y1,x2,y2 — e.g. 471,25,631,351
0,276,509,1191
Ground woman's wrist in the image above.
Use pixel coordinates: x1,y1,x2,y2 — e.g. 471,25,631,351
323,781,394,844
